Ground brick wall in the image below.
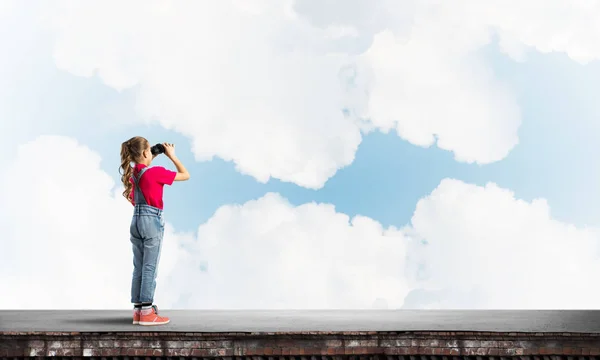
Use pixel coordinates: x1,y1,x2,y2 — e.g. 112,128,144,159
2,331,600,358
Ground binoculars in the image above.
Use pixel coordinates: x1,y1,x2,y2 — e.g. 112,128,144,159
150,143,166,156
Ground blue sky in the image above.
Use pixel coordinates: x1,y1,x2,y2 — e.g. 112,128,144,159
10,39,599,234
2,1,600,310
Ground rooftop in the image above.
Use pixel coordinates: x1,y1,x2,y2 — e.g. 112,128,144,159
1,309,599,334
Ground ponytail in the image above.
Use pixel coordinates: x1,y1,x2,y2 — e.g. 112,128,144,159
119,136,148,204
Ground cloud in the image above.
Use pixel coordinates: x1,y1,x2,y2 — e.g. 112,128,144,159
1,136,599,310
485,0,600,64
9,0,600,190
358,29,521,164
402,178,600,309
0,135,133,309
42,0,364,189
0,136,410,309
33,0,515,189
158,193,410,309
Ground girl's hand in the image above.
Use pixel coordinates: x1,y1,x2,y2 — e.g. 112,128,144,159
163,143,176,158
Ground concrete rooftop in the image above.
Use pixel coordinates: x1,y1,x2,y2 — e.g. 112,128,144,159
1,310,600,333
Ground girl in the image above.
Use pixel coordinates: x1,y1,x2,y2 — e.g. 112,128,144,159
119,136,190,326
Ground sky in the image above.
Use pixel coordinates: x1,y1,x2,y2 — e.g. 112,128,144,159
1,0,600,310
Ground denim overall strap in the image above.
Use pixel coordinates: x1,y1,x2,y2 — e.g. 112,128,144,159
132,166,151,206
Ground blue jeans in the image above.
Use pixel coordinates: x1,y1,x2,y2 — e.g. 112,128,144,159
130,204,165,304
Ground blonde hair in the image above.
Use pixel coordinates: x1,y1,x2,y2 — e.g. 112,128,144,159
119,136,149,203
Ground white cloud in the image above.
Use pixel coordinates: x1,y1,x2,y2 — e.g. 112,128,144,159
31,0,497,189
0,135,133,309
0,136,410,309
41,0,364,189
486,0,600,64
402,178,600,309
7,0,600,189
1,136,599,310
358,29,521,164
159,193,409,309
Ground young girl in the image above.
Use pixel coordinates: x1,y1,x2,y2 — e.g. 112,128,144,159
119,136,190,326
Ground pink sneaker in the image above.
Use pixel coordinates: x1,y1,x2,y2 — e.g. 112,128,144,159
132,307,141,324
139,305,170,326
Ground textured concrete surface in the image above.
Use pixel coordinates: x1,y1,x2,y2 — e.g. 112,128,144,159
1,310,599,333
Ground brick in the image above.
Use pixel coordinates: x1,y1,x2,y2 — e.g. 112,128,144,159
82,340,99,348
417,339,436,347
384,347,409,355
444,340,459,347
381,339,411,347
183,340,202,348
152,349,163,356
481,341,498,347
28,347,45,357
47,340,63,349
475,348,488,356
181,348,193,356
346,340,378,347
28,340,45,348
325,340,343,347
61,348,83,356
463,340,481,347
216,347,233,356
98,340,115,347
463,348,486,356
99,348,117,356
310,347,322,355
498,348,517,356
217,340,234,347
418,347,432,355
145,340,161,348
165,340,184,348
351,347,364,354
192,348,210,356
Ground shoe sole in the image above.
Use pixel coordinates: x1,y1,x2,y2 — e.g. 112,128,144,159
133,320,139,325
139,319,170,326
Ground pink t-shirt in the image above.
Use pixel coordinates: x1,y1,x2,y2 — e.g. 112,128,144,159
129,164,177,209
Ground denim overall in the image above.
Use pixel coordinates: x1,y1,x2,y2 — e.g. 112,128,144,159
130,166,165,304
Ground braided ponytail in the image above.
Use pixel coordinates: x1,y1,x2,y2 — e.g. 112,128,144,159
119,136,148,203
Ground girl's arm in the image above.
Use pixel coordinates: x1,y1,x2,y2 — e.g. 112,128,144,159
163,143,190,181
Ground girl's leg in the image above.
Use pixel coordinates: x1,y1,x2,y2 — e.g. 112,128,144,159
130,216,144,304
138,215,164,304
